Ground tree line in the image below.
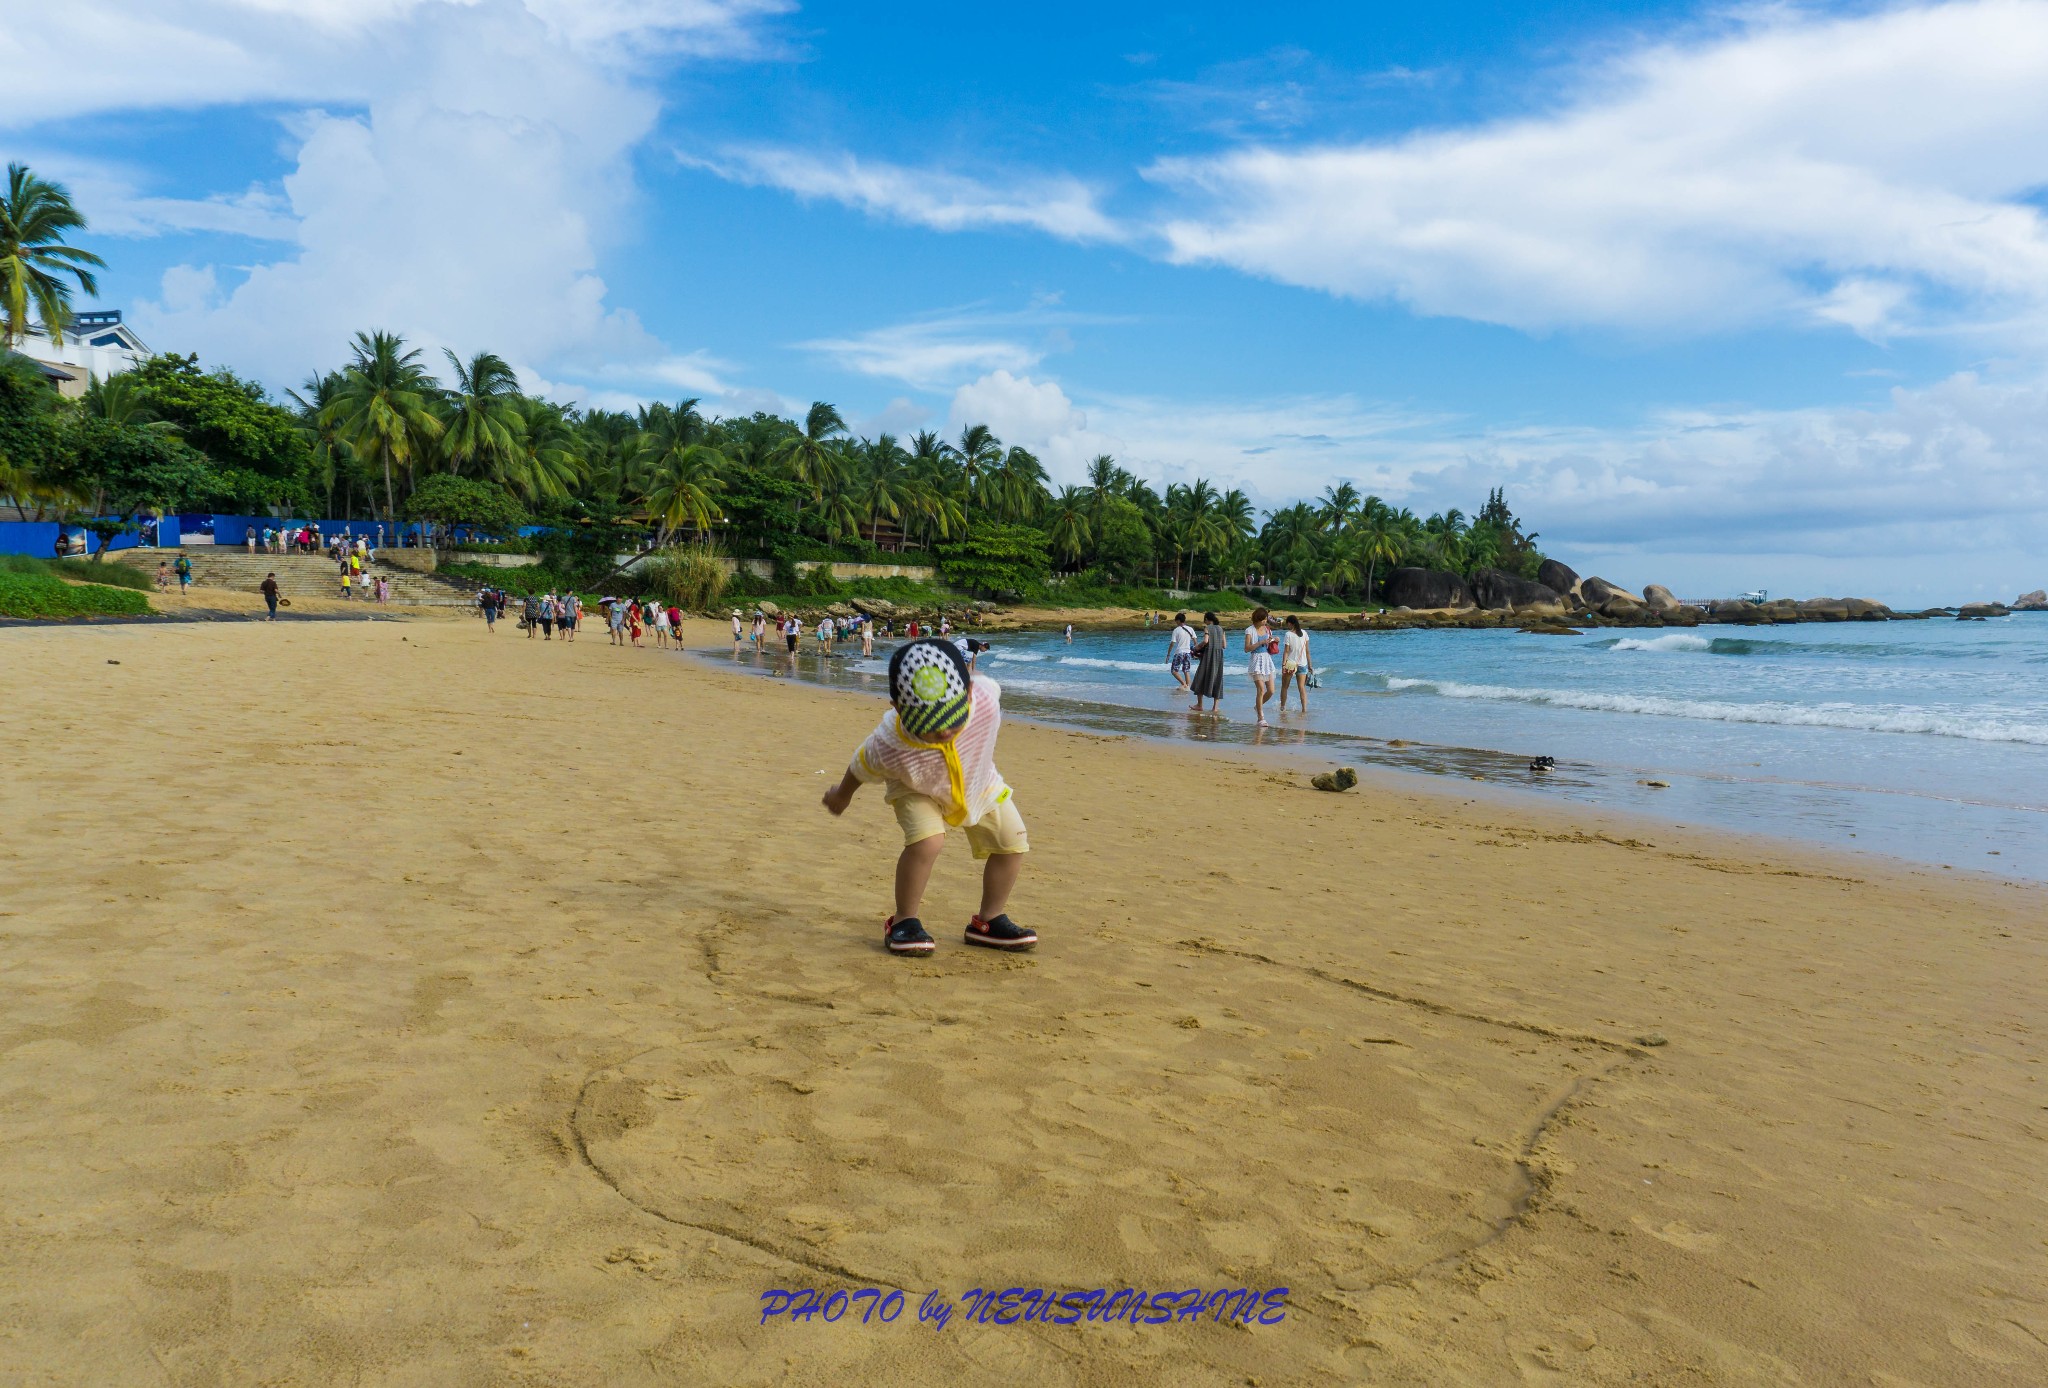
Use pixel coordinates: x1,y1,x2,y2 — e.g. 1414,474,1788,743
1,159,1544,598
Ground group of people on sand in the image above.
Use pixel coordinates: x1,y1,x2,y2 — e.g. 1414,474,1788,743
740,609,932,659
1169,607,1313,725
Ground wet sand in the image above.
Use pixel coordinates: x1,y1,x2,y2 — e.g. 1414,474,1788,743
1,616,2043,1385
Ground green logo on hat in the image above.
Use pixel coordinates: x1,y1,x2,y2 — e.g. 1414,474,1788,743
910,665,949,702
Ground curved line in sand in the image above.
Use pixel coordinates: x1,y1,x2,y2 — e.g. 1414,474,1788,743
566,931,1654,1301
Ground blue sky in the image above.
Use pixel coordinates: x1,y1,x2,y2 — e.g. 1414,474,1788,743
8,0,2048,601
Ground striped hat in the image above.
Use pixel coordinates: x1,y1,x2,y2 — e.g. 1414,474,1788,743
888,637,973,739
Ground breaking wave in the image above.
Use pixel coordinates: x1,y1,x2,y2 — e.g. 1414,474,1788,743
1382,677,2048,744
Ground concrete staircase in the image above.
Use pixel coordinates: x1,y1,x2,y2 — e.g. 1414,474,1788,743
112,548,479,606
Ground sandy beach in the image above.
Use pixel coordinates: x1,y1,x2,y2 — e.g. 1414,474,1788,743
2,614,2044,1386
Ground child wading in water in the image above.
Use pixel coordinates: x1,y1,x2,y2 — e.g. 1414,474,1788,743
821,638,1036,956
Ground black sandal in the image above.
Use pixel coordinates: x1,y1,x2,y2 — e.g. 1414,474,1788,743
884,916,936,955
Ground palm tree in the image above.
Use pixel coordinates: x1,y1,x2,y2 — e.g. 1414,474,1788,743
1,163,106,348
856,436,913,547
439,350,525,482
644,441,727,544
1357,509,1404,603
287,371,352,514
988,445,1051,523
771,401,848,503
80,374,168,430
944,423,1003,526
1044,485,1092,567
322,330,444,522
1316,481,1362,535
510,397,584,505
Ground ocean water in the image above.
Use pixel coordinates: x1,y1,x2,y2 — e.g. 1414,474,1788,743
724,615,2048,879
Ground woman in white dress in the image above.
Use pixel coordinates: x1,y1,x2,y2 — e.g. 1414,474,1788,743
1279,614,1312,713
1244,606,1278,726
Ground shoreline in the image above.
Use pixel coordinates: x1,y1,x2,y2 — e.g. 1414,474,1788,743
688,629,2048,886
4,616,2043,1385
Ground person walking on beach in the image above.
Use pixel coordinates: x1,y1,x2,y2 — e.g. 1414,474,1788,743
562,592,580,641
821,637,1036,956
154,561,171,593
524,593,541,638
818,615,835,654
1167,611,1194,692
1064,622,1074,644
1188,610,1225,713
732,610,744,652
245,525,257,553
1245,607,1279,726
482,588,498,632
751,612,766,652
1279,615,1312,713
261,572,279,620
861,618,875,657
174,553,192,595
627,601,644,646
653,601,672,648
784,614,801,655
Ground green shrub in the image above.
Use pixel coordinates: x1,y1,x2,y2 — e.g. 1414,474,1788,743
640,543,730,612
0,571,152,618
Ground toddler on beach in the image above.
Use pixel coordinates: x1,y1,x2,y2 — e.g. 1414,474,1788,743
821,638,1036,956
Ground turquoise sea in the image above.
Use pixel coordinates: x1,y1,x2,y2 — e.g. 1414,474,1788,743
733,614,2048,880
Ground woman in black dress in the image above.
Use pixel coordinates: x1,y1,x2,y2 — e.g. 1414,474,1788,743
1188,610,1225,712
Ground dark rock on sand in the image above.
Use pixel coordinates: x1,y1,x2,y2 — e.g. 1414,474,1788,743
1383,567,1473,610
1470,568,1563,612
1537,558,1581,598
1581,576,1641,608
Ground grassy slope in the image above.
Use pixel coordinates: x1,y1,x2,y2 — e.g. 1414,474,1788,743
0,571,152,619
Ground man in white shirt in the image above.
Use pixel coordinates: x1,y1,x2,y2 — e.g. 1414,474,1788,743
1167,612,1195,692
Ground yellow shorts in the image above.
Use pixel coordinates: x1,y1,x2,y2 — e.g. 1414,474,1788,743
892,793,1030,859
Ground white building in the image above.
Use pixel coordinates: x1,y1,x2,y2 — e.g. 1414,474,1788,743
13,311,152,398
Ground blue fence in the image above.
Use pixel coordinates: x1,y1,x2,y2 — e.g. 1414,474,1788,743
1,514,541,557
0,520,158,557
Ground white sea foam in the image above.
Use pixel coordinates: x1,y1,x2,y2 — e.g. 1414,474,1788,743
1609,633,1712,653
986,650,1048,663
1383,677,2048,744
1057,656,1168,672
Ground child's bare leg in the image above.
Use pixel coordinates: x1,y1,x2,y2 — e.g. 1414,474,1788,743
895,835,945,920
978,851,1024,920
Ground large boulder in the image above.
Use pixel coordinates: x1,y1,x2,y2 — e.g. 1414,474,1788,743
850,597,897,617
1600,594,1647,620
1842,597,1892,619
2014,589,2048,610
755,600,781,617
1797,597,1851,621
1537,558,1581,598
1470,568,1563,612
1641,583,1680,613
1581,576,1641,607
1382,567,1473,610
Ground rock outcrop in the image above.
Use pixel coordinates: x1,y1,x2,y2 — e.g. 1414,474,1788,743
1580,576,1641,608
1470,568,1563,613
1642,583,1680,613
1537,558,1581,598
2015,589,2047,610
1382,567,1473,610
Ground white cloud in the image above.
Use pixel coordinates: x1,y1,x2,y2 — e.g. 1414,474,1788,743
0,1,787,124
938,365,2048,603
687,147,1125,242
1148,0,2048,337
4,1,780,395
801,308,1064,389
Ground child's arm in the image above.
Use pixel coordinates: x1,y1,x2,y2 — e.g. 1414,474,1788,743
822,767,862,816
